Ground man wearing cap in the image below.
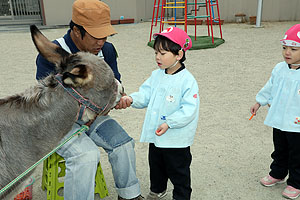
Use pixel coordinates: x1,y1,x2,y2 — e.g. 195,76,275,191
35,0,143,200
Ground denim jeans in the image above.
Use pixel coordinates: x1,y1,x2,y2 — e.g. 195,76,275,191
56,116,141,200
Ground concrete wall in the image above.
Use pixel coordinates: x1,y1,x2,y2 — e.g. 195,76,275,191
219,0,300,22
102,0,154,22
42,0,74,26
41,0,300,26
42,0,154,26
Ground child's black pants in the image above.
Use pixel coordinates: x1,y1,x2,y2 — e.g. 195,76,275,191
270,128,300,189
148,143,192,200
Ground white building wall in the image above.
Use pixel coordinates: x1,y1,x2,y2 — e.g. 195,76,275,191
219,0,300,22
42,0,300,26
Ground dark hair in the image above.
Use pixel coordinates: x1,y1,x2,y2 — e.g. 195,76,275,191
69,20,86,39
153,35,186,63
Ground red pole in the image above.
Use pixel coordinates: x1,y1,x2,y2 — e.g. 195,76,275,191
184,0,187,32
205,0,210,37
149,0,157,42
160,0,166,32
194,0,197,40
215,0,223,39
155,0,160,26
162,0,167,31
208,0,214,43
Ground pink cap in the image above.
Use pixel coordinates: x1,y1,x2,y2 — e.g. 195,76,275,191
280,24,300,47
153,27,192,51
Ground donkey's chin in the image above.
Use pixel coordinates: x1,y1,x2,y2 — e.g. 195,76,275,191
112,79,124,108
83,80,123,120
82,109,97,123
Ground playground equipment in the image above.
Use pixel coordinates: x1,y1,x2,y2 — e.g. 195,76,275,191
149,0,223,44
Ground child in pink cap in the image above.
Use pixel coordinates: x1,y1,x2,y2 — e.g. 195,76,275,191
116,27,199,200
250,24,300,199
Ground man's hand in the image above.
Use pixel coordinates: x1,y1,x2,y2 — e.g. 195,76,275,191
155,123,169,136
115,96,133,109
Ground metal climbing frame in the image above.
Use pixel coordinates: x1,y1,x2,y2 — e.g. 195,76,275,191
149,0,223,44
149,0,186,42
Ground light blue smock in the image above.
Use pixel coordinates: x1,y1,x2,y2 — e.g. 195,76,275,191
130,68,200,148
256,61,300,132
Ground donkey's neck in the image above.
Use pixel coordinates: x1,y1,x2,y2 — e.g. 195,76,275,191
0,81,80,165
0,82,79,128
0,81,82,194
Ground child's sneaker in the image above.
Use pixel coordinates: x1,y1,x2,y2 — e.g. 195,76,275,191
146,190,167,200
282,186,300,199
260,175,285,187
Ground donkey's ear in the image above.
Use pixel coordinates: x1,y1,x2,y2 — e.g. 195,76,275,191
62,65,93,87
30,25,69,67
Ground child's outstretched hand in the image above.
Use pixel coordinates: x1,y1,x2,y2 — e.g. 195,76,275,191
155,123,169,136
250,102,261,116
115,96,133,109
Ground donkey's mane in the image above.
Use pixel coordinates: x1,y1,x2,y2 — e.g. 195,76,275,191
0,75,58,109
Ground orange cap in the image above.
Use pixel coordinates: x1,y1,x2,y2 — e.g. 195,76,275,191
72,0,117,39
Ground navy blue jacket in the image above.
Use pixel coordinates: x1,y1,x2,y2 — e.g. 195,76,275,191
35,29,121,82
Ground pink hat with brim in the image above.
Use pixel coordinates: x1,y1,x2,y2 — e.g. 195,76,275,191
153,27,192,51
280,24,300,47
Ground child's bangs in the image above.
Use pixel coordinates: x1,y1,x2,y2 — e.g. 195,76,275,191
153,36,171,52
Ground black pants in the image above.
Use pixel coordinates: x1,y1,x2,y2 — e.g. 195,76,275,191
148,143,192,200
269,128,300,189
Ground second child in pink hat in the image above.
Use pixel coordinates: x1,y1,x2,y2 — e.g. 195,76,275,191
116,27,199,199
250,24,300,199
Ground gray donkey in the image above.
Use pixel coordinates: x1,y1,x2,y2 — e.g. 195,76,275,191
0,25,122,199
